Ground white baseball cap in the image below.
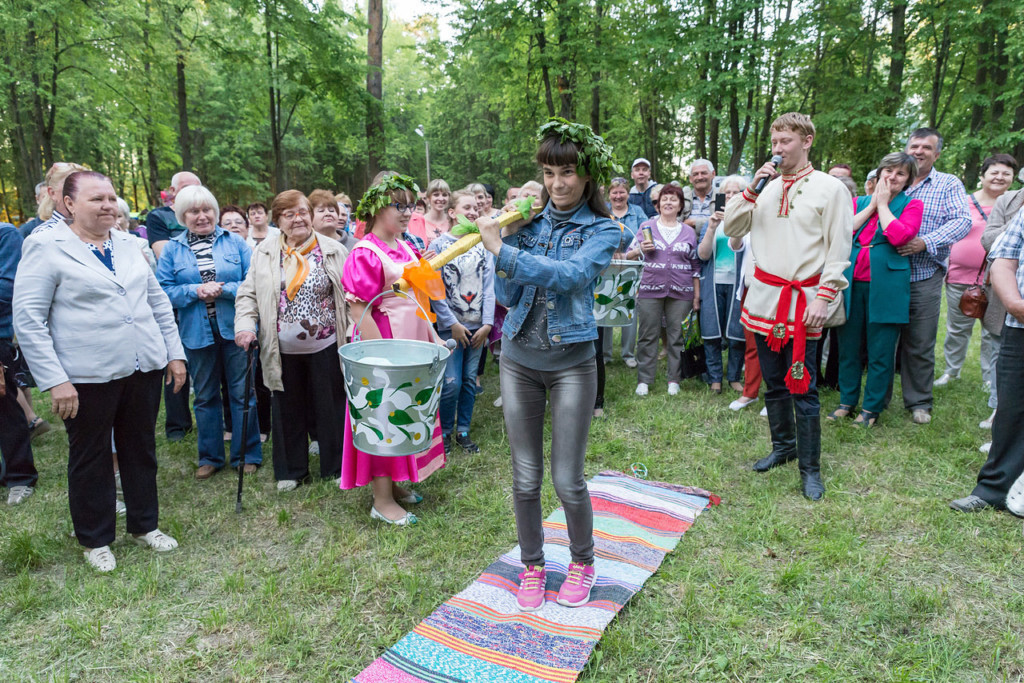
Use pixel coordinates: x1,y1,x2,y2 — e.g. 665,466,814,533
632,158,651,169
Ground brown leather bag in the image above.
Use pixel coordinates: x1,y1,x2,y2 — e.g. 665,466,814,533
959,264,988,319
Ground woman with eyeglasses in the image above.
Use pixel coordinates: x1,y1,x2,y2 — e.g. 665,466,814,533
234,190,350,492
339,171,447,526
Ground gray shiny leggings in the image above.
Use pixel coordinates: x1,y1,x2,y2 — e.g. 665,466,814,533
500,356,596,566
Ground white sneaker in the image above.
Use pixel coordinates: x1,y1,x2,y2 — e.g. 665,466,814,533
277,479,299,492
980,410,996,430
7,486,34,505
979,442,992,454
933,373,956,387
1006,471,1024,517
912,409,932,425
729,396,758,411
667,382,680,396
84,546,116,572
114,471,122,495
493,396,503,408
308,440,320,456
760,406,768,417
115,499,127,516
624,358,638,369
133,529,178,552
635,383,649,396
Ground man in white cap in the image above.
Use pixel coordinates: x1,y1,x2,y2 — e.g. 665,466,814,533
629,158,659,218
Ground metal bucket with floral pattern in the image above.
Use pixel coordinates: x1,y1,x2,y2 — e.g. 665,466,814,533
339,290,450,457
593,259,642,327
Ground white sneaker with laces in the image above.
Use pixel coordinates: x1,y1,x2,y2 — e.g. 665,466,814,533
308,440,320,456
635,383,649,397
277,479,298,492
979,442,992,454
624,358,638,369
933,373,956,387
133,529,178,552
7,486,34,505
667,382,680,396
84,546,116,572
980,410,996,430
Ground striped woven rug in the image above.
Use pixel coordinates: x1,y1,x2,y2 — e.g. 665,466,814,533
352,470,719,682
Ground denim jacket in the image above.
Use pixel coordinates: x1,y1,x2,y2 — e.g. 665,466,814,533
156,226,251,349
494,201,620,344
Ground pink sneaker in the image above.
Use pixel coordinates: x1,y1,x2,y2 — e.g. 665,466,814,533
556,562,596,607
517,565,547,612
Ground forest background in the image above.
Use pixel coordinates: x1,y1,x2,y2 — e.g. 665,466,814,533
1,0,1022,223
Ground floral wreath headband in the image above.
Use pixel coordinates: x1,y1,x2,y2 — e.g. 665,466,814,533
355,173,420,222
537,117,621,187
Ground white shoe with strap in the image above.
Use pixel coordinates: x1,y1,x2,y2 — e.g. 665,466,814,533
84,546,117,572
133,529,178,552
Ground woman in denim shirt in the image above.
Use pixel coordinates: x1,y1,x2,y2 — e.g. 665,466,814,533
157,186,261,479
477,120,619,613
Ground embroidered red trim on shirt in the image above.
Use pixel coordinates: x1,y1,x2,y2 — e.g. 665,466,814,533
777,164,814,218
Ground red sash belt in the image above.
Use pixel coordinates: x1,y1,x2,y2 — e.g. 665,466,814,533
754,266,820,394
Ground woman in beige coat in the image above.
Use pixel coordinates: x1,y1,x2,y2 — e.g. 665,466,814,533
235,190,350,491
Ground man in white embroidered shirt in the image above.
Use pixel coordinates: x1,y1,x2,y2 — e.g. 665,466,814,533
724,112,852,501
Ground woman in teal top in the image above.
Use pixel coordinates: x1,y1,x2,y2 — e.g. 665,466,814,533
831,153,924,426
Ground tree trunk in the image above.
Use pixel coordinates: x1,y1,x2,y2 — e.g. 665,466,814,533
365,0,384,180
929,24,950,127
590,0,603,135
175,47,192,171
963,0,993,188
535,5,554,118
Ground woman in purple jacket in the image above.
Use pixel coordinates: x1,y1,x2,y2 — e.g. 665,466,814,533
626,183,701,397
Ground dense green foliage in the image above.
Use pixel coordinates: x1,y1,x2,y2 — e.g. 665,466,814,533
1,0,1022,222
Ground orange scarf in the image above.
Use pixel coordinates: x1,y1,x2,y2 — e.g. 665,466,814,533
280,233,317,300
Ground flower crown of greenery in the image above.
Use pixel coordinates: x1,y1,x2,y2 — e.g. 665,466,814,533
537,117,621,187
354,172,420,221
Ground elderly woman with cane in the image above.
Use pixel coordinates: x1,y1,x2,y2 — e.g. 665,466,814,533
234,190,350,492
157,185,262,479
14,171,186,572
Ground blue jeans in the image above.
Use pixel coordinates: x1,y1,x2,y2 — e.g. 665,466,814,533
184,330,261,468
439,328,484,436
703,283,745,383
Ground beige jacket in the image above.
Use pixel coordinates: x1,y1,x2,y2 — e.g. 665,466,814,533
234,233,350,391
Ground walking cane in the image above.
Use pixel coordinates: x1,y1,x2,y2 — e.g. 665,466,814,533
236,343,258,514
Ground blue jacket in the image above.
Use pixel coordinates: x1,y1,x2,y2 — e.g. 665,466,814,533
0,223,22,339
494,201,619,344
697,224,745,342
156,226,251,349
610,204,649,250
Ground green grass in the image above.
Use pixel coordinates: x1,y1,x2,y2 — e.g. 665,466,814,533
2,312,1022,682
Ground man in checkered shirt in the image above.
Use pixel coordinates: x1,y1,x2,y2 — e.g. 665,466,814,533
950,208,1024,514
893,128,971,424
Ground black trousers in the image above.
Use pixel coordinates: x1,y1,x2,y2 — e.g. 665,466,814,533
63,370,163,548
594,328,606,409
271,346,345,481
755,335,821,416
163,312,192,436
0,339,37,487
973,326,1024,506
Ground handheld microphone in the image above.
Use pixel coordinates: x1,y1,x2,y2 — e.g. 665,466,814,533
444,339,458,351
753,155,783,194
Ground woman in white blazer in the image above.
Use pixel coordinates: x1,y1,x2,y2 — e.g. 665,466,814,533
13,171,188,573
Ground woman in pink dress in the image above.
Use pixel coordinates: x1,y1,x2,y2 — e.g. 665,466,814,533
340,172,446,525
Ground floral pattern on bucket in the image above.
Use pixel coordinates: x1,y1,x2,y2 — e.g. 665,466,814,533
593,259,642,327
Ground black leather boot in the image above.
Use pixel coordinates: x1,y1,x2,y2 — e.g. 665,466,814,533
796,415,825,500
752,398,797,472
